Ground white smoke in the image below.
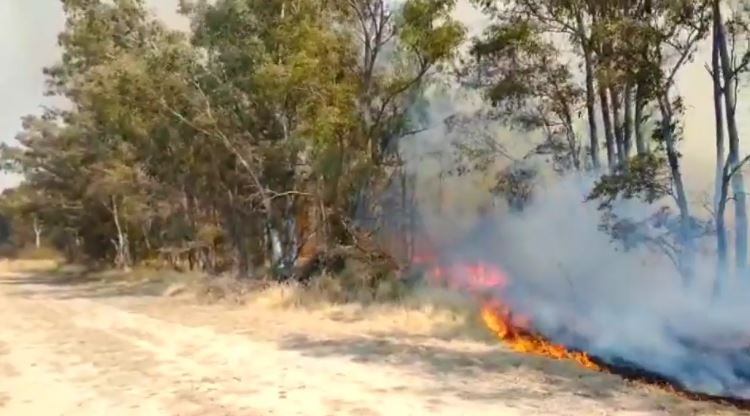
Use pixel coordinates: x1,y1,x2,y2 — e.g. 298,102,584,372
369,0,750,399
382,66,750,400
484,175,750,396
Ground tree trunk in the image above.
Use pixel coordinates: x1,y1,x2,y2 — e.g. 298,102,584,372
32,216,42,249
623,83,634,159
716,2,748,273
272,195,300,278
223,190,252,278
408,172,417,263
599,85,617,170
577,10,600,170
659,99,690,221
141,222,152,252
635,80,648,154
611,86,626,168
712,6,728,284
111,196,131,270
716,164,731,295
659,96,693,284
563,108,581,170
437,153,445,214
233,217,251,278
400,168,409,263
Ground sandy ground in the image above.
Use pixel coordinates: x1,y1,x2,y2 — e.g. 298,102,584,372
0,269,747,416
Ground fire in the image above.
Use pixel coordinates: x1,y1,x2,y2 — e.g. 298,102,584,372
414,254,600,371
480,301,601,370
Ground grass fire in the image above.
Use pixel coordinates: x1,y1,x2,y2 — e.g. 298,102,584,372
416,257,602,371
413,244,750,408
479,301,601,371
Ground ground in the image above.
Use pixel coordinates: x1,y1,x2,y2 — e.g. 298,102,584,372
0,265,746,416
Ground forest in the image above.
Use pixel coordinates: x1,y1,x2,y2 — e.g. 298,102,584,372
2,0,750,296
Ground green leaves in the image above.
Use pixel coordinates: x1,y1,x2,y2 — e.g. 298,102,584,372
400,0,465,63
2,0,463,269
587,153,672,210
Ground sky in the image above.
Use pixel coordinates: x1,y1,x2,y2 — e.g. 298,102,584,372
0,0,743,204
0,0,188,190
0,1,64,189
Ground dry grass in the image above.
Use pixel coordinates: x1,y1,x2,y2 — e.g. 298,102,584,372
164,262,497,341
86,266,207,297
0,246,65,274
240,277,493,341
0,258,61,273
0,257,492,342
15,246,65,261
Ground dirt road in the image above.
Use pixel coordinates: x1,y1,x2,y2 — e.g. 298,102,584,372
0,270,744,416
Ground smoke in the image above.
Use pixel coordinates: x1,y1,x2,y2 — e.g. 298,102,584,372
475,176,750,398
382,75,750,400
353,0,750,399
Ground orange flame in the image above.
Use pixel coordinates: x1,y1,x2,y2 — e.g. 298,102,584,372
480,301,600,370
414,255,600,371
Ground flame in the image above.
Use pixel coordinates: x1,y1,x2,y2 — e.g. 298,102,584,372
480,301,601,370
414,255,600,371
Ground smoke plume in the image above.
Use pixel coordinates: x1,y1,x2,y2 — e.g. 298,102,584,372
388,82,750,400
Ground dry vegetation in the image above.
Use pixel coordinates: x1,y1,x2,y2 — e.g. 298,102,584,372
175,268,494,343
0,248,63,273
3,257,492,343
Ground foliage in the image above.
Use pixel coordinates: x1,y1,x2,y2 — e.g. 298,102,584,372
4,0,748,290
587,154,672,210
0,0,464,278
465,16,584,170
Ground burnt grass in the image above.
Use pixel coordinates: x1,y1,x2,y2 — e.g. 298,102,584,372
590,355,750,410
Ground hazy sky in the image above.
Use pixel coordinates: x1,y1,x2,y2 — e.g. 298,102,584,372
1,1,63,189
0,0,742,204
0,0,188,190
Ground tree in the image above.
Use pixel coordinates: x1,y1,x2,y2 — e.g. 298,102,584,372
0,0,464,278
468,19,585,171
471,0,601,169
468,0,712,282
711,0,750,291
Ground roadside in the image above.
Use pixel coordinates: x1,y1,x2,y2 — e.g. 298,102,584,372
0,264,744,415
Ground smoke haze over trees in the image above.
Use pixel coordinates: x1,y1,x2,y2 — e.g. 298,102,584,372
3,0,750,293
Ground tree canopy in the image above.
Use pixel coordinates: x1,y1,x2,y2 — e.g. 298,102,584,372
3,0,750,291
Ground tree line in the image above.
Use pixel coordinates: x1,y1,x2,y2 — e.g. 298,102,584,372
2,0,749,290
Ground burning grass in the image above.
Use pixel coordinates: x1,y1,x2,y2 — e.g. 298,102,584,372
417,258,602,370
234,260,750,411
602,359,750,411
479,293,750,410
414,254,750,410
480,300,601,370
